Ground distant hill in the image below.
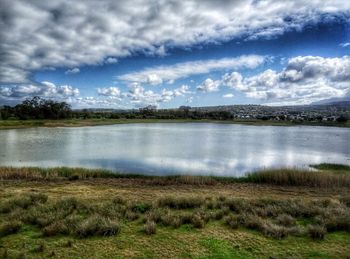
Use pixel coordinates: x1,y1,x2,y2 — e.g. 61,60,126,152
311,97,350,106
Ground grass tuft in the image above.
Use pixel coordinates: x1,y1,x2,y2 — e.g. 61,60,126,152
143,220,156,235
308,225,327,240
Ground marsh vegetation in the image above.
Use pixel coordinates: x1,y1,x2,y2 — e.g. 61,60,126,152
0,165,349,257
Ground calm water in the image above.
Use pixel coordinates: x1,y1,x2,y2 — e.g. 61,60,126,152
0,123,349,176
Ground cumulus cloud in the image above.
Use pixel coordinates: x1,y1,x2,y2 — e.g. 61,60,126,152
97,87,121,97
119,55,264,85
223,93,234,98
124,83,191,106
2,0,348,84
222,56,350,105
197,78,220,93
104,57,118,64
0,81,79,101
340,42,350,47
65,67,80,74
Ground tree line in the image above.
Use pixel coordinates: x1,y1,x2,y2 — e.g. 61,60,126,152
0,97,72,120
0,97,348,123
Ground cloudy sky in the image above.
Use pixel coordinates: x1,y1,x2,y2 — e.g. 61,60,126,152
1,0,350,108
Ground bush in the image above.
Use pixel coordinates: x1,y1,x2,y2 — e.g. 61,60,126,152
224,215,239,229
143,220,156,235
75,215,120,238
131,203,152,213
125,210,139,221
42,221,69,237
261,222,288,239
33,243,45,253
157,196,203,209
145,209,163,223
161,213,181,228
308,225,327,240
29,193,48,204
0,221,22,237
238,214,264,231
191,214,205,228
97,218,121,236
276,214,296,227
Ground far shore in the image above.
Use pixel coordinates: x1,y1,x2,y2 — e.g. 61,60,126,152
1,118,349,130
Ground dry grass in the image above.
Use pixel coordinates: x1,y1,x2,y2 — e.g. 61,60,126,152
246,168,350,188
1,166,349,188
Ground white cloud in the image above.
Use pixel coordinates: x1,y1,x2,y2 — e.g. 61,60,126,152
118,55,265,85
104,57,118,64
146,74,163,85
222,56,350,105
222,71,247,91
65,67,80,74
197,78,220,93
223,93,234,98
97,87,121,97
0,81,79,101
124,83,191,106
340,42,350,47
2,0,348,84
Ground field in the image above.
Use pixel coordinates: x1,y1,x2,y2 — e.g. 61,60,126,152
0,165,349,258
0,118,349,130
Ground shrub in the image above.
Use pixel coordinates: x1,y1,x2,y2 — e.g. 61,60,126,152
145,209,163,223
55,197,79,211
64,240,73,248
308,225,327,240
157,196,203,209
224,215,239,229
42,221,69,237
287,226,304,237
97,218,121,236
238,214,264,231
212,210,224,220
125,210,139,221
29,193,48,204
191,214,205,228
0,221,22,237
261,222,288,239
112,196,127,205
161,213,181,228
75,215,120,238
276,214,296,227
131,203,151,213
143,220,156,235
324,214,350,232
33,243,45,253
339,195,350,207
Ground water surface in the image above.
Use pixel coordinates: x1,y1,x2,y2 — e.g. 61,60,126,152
0,123,349,176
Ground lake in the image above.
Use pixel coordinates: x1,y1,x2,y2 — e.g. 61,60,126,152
0,123,349,176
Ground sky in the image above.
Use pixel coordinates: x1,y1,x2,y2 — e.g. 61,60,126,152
1,0,350,109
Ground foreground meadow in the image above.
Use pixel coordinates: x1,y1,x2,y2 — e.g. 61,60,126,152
0,165,349,258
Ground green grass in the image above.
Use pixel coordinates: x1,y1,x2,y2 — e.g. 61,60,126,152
1,118,349,130
0,192,349,258
1,165,350,257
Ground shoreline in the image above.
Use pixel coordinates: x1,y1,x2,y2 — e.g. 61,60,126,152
0,118,349,130
1,164,349,188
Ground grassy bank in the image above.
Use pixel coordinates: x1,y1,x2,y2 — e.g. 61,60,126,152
0,165,349,258
1,118,349,130
1,165,349,188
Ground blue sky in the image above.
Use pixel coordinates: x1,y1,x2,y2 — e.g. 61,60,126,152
1,1,350,108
